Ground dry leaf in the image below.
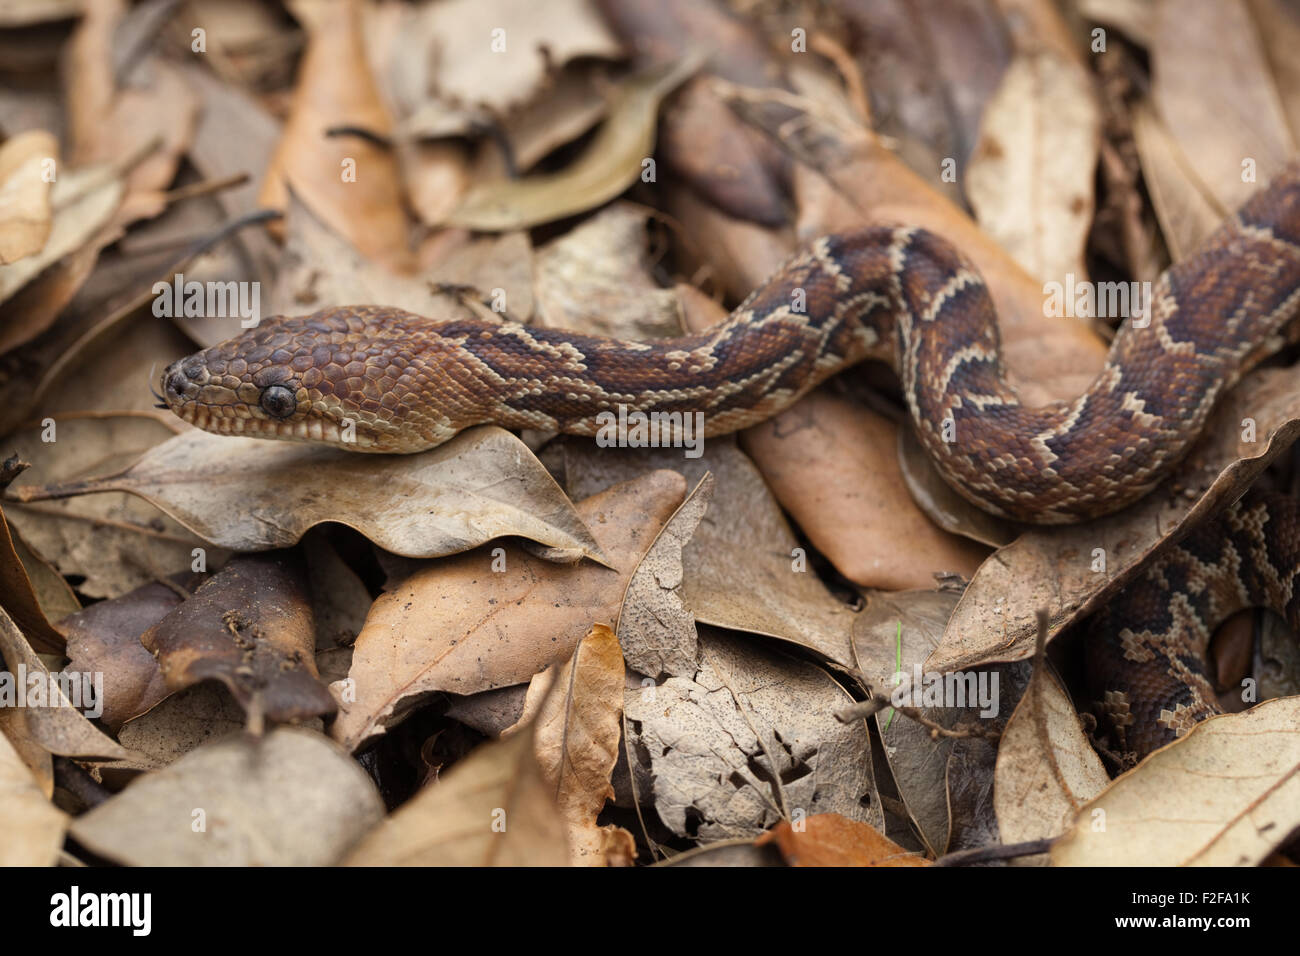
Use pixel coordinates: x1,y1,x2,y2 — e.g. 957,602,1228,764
70,727,383,865
447,58,699,231
9,426,606,563
1052,697,1300,866
398,0,621,115
0,605,130,761
521,623,632,866
625,629,882,843
1151,0,1296,211
617,473,712,678
344,721,568,866
331,469,686,751
560,437,857,666
0,501,66,654
60,573,198,730
0,165,122,309
2,416,229,600
1131,99,1226,260
0,129,57,264
966,48,1100,284
140,553,335,723
740,390,990,590
0,727,66,866
260,0,410,271
994,669,1109,861
757,813,929,867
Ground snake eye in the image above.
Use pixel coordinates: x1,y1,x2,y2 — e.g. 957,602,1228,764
259,384,297,420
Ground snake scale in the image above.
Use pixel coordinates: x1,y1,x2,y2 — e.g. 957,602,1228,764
161,162,1300,762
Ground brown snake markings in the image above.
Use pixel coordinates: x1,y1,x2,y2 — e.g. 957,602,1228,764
163,163,1300,761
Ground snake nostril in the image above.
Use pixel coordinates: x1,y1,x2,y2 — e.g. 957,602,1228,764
166,370,190,396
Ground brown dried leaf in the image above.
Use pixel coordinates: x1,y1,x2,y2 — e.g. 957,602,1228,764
3,416,225,600
1131,99,1226,260
740,391,990,590
851,588,961,856
331,469,686,751
70,727,383,865
140,553,335,723
261,0,410,271
0,502,66,655
837,0,1008,178
10,425,605,562
756,813,929,867
1051,697,1300,866
60,574,197,730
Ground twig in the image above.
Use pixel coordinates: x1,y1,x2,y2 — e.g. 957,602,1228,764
932,837,1054,866
835,694,1000,741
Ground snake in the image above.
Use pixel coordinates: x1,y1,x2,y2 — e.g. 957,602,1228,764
160,162,1300,761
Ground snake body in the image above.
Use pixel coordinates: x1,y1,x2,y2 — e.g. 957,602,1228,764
162,163,1300,759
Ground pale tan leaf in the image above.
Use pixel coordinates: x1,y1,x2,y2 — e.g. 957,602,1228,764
9,426,606,562
966,50,1100,284
994,669,1108,860
1131,99,1226,260
1051,697,1300,866
0,164,121,307
0,129,56,264
560,438,857,666
527,623,631,866
0,727,66,866
70,727,382,865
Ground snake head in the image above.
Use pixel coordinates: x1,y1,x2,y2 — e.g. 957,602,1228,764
158,309,463,453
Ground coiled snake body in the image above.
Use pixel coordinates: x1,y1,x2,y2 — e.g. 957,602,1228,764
162,163,1300,761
